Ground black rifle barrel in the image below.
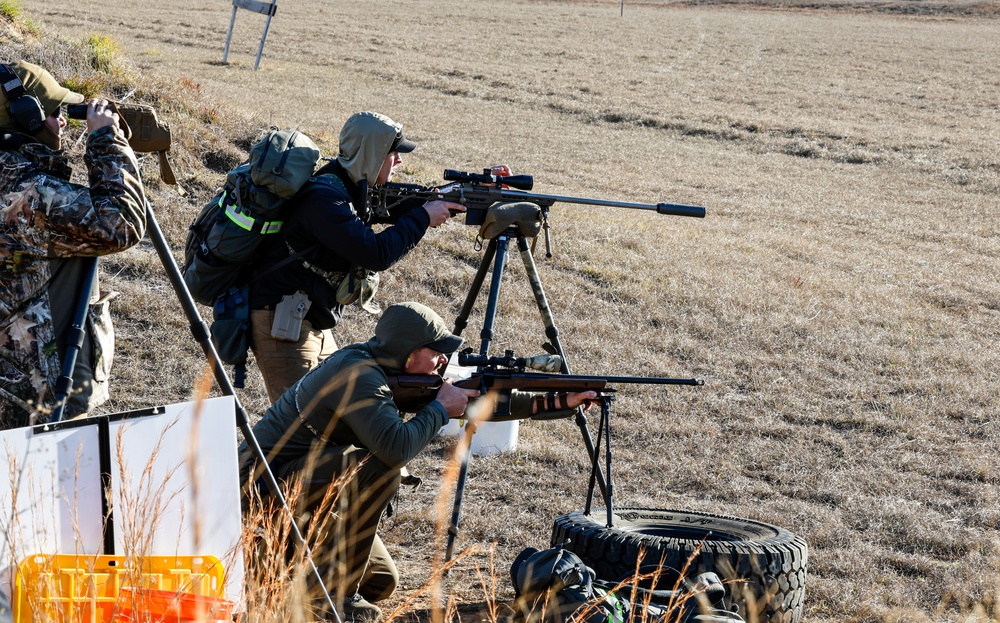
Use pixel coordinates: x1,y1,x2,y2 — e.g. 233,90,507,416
371,183,707,219
481,372,705,386
482,188,706,218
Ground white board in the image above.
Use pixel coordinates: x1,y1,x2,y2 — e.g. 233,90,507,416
108,396,244,601
0,396,244,603
0,421,105,592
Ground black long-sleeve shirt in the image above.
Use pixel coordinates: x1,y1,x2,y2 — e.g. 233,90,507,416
248,161,430,329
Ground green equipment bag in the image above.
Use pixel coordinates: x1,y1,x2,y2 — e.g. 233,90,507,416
510,546,625,623
509,545,743,623
182,129,322,306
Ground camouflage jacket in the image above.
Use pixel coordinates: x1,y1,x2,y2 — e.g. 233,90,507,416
0,126,147,428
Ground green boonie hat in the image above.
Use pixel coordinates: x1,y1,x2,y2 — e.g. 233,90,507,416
0,60,85,128
375,302,464,356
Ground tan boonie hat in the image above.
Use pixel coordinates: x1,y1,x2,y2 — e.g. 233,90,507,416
0,60,84,128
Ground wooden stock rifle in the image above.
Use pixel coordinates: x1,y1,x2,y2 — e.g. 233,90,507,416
387,351,703,415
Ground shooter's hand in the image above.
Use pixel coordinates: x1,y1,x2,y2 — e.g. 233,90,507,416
423,199,465,227
531,390,599,415
86,99,119,133
434,380,480,419
567,390,599,409
490,165,513,188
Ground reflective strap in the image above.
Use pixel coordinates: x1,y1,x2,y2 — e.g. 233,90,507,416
224,201,283,234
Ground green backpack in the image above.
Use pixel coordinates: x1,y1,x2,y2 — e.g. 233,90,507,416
182,129,322,306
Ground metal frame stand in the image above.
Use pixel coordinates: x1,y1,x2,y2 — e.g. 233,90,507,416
445,227,617,561
222,0,279,71
143,204,342,623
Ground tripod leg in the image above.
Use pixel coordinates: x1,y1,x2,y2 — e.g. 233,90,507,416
51,256,99,422
444,419,477,563
454,238,497,336
445,234,513,561
516,236,610,501
478,234,511,356
144,206,342,622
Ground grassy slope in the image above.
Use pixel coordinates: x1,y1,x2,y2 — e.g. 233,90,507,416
4,1,999,621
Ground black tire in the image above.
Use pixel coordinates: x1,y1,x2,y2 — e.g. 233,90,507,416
552,508,807,623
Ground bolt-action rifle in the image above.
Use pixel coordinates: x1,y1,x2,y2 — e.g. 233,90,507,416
387,350,703,414
369,169,707,228
391,349,704,560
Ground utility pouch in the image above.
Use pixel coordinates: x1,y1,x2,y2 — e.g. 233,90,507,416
211,286,251,387
335,267,380,314
115,102,179,187
271,290,311,342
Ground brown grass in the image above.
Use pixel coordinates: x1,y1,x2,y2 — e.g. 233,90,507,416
4,0,999,621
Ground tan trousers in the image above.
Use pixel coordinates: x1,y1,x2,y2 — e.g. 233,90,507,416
250,308,337,404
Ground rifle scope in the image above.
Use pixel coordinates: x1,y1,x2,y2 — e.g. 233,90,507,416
444,168,534,191
458,349,562,372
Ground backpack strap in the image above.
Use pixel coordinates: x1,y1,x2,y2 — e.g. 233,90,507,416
251,242,319,285
287,240,346,287
227,179,285,234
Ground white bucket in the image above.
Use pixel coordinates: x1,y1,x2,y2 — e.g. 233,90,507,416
436,355,519,455
469,420,519,456
438,418,519,456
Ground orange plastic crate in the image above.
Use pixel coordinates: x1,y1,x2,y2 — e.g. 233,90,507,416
113,588,234,623
12,555,226,623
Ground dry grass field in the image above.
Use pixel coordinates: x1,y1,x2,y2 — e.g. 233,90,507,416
3,0,999,621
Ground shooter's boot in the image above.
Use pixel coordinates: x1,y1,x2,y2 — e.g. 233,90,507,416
340,593,382,623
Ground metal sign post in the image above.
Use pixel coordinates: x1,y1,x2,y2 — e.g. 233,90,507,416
222,0,278,71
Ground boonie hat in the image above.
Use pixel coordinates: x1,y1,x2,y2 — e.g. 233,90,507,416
0,60,84,127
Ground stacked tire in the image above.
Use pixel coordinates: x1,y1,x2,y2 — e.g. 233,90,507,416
552,508,808,623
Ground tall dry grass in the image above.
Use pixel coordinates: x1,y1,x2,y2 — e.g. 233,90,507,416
3,1,999,621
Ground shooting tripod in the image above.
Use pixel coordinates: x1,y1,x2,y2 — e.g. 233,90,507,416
135,205,344,623
445,219,619,561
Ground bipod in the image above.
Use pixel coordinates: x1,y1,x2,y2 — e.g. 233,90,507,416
584,394,617,528
445,224,613,561
143,204,343,623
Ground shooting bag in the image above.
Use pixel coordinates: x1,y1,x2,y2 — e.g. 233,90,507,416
182,129,321,306
510,545,744,623
510,545,625,623
479,201,542,239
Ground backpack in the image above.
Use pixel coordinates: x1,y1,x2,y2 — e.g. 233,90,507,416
510,545,744,623
182,129,322,306
510,546,625,623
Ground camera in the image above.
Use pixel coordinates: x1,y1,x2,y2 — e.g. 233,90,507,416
66,103,88,120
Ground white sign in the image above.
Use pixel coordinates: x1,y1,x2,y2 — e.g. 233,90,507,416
0,397,244,602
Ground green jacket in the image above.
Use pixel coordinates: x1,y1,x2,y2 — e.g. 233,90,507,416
241,341,450,484
240,310,452,486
